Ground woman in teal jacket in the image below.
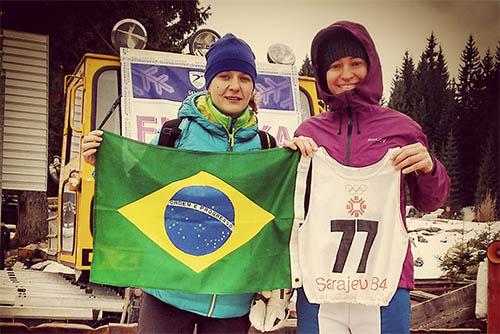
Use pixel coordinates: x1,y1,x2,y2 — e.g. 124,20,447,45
83,34,274,333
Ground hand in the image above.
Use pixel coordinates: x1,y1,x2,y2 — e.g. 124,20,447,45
82,130,103,166
249,289,292,332
282,136,318,157
392,143,433,175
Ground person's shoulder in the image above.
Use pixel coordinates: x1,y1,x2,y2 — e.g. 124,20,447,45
178,91,207,117
378,105,422,129
376,105,427,145
295,112,332,136
300,112,332,127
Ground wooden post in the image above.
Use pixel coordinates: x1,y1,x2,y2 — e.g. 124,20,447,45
410,282,476,329
487,240,500,334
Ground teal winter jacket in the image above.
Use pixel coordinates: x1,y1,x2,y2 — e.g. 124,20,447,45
146,91,264,318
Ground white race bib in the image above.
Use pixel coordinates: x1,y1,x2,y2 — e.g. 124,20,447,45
292,147,408,306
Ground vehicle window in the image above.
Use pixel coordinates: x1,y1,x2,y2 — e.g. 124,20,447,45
94,69,120,134
299,88,314,121
69,86,83,161
61,182,76,254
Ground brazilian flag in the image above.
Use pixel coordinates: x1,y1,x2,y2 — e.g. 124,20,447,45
90,132,299,293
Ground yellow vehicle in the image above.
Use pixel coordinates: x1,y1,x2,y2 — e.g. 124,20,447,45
58,53,121,269
56,22,323,272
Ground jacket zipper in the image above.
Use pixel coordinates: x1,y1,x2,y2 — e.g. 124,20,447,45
227,118,237,152
207,294,217,317
344,103,352,166
209,120,235,316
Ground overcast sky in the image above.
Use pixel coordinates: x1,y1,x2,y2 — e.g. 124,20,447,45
199,0,499,98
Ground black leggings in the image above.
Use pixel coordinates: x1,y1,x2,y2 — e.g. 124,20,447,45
138,292,251,334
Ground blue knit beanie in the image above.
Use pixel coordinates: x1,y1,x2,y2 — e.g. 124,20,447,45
204,33,257,88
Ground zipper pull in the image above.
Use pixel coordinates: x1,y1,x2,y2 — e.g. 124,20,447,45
228,133,235,152
227,118,237,152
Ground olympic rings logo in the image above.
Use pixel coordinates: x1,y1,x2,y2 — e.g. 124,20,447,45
345,184,367,195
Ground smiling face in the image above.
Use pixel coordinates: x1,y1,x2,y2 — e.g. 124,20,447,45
207,71,254,118
326,56,368,95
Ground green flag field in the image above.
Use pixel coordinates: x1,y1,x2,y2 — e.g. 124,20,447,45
90,132,299,294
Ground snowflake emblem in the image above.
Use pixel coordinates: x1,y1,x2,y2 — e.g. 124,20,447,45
132,65,175,98
255,76,293,110
346,196,367,217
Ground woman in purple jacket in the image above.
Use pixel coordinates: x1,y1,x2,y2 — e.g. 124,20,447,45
285,21,450,333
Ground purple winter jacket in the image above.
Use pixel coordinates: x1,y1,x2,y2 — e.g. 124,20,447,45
295,21,450,289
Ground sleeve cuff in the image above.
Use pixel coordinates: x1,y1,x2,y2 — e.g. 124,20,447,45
417,156,437,178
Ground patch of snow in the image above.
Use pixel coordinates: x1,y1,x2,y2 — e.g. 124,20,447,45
42,261,75,274
462,206,475,222
408,217,500,279
419,209,444,221
12,262,25,270
30,260,55,270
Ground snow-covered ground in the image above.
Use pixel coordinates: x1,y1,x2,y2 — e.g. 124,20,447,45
408,210,500,279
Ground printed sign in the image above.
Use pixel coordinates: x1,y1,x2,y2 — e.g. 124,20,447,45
121,48,301,144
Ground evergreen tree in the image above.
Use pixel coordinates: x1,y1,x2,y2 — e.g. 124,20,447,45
434,46,457,160
481,47,498,135
474,45,500,208
388,51,415,117
496,41,500,74
456,35,482,206
441,128,463,210
388,68,404,108
413,33,452,155
480,48,495,85
456,36,482,110
413,96,427,127
475,131,499,206
299,54,314,77
474,49,494,147
419,32,438,70
407,33,457,162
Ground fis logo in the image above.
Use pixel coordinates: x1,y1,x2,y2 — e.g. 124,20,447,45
189,71,205,89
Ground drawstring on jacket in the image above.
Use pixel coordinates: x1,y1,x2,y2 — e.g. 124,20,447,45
335,105,361,135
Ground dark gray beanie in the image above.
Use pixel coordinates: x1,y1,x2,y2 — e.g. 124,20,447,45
318,30,368,86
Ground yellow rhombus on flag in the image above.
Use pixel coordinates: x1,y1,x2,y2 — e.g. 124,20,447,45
118,171,275,272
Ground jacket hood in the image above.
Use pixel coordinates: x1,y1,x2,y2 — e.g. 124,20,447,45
311,21,383,108
178,91,207,120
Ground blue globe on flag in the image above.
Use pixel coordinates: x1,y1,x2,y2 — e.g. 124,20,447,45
164,186,235,256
